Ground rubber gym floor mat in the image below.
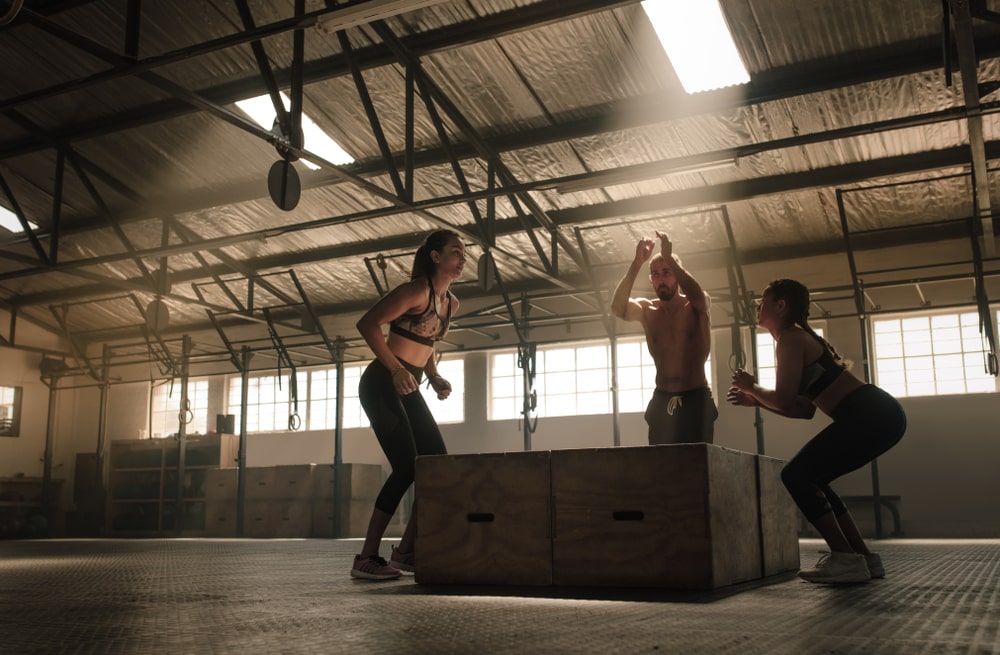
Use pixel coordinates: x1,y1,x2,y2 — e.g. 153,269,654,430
0,538,997,654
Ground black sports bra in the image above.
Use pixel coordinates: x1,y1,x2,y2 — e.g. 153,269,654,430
389,279,453,347
799,346,844,400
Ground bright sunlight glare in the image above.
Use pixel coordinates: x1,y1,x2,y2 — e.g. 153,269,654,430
0,206,38,234
642,0,750,94
236,92,354,170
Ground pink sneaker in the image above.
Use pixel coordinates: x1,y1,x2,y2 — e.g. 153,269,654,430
351,554,401,580
389,545,415,573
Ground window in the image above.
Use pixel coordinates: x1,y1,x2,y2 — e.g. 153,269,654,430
341,364,369,429
489,350,524,421
0,385,22,437
306,367,341,431
536,344,613,418
228,372,308,433
614,341,658,414
151,379,209,438
873,312,998,398
489,339,711,420
343,359,466,428
753,328,825,391
420,359,465,424
226,361,462,433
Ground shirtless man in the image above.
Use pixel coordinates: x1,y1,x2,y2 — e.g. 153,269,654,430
611,231,717,444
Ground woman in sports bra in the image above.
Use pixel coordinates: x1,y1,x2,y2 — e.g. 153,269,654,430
350,229,465,580
727,279,906,585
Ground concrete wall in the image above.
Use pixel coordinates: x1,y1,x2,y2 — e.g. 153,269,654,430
5,312,999,538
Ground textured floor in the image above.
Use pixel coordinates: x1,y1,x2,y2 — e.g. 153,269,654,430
1,538,998,654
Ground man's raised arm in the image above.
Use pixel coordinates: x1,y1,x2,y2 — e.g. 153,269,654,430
657,231,710,314
612,238,654,321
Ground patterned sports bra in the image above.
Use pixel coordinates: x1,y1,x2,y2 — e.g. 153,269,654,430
389,278,453,347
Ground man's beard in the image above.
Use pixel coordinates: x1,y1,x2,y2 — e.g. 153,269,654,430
656,286,676,301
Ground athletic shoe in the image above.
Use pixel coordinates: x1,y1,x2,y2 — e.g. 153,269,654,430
351,554,402,580
865,552,885,578
389,545,415,573
798,552,871,584
817,549,886,579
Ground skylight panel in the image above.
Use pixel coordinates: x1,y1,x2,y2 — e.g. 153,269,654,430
236,92,354,170
0,206,38,234
642,0,749,94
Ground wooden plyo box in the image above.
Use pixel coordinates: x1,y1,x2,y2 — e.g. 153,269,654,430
311,498,372,538
756,455,800,576
312,463,384,501
415,450,552,586
204,500,237,537
551,443,762,589
273,464,316,500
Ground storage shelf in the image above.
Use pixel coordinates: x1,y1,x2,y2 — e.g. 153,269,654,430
0,477,63,538
105,435,237,537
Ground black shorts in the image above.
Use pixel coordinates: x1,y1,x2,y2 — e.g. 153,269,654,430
643,387,718,445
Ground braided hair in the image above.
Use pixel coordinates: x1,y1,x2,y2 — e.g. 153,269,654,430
767,279,852,370
411,229,460,280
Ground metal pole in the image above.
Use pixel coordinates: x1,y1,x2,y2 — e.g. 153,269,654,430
746,296,766,455
609,325,621,447
174,335,190,533
856,289,884,539
333,338,345,538
236,347,251,537
96,345,111,533
42,378,57,529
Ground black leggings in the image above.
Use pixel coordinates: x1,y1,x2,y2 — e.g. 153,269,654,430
781,384,906,522
359,359,447,515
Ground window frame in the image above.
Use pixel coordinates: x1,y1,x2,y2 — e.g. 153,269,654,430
753,324,826,392
227,371,308,434
0,385,22,437
224,358,466,433
150,378,211,439
488,337,712,421
870,308,1000,398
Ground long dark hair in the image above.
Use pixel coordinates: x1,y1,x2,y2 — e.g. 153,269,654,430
410,229,460,280
766,279,851,369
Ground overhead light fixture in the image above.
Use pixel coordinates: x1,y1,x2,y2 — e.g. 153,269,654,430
236,92,354,170
0,206,38,234
555,155,736,194
642,0,750,94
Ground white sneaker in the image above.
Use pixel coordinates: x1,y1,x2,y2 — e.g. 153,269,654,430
816,549,885,579
798,552,871,584
865,553,885,578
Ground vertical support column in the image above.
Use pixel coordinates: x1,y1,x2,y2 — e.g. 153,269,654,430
42,378,58,523
236,347,251,537
609,325,620,448
174,335,191,533
97,345,111,533
856,282,884,539
333,337,346,538
519,342,535,452
837,188,884,538
721,206,761,454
